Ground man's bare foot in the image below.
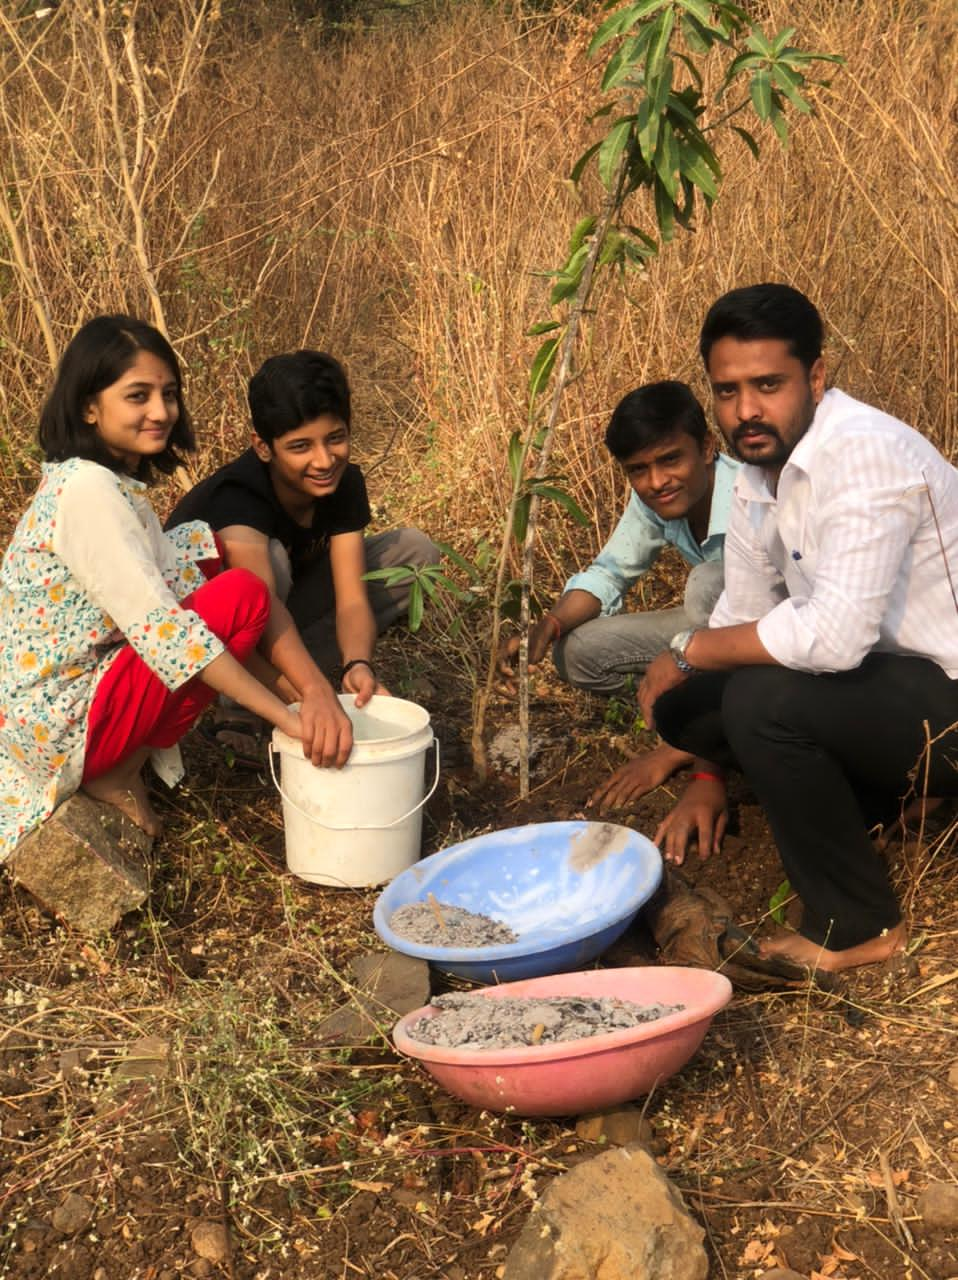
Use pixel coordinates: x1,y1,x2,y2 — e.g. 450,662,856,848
82,749,162,837
758,921,907,973
590,744,693,811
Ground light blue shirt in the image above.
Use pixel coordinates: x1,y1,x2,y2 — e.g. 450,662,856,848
564,452,740,615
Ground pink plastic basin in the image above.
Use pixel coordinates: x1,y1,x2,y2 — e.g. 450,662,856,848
393,967,732,1117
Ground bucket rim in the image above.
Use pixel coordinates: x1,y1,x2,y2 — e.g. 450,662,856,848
271,692,431,755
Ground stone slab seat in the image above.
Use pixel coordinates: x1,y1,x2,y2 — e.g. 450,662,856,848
6,793,154,933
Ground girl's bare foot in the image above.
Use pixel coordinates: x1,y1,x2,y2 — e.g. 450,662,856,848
758,921,907,973
82,749,163,837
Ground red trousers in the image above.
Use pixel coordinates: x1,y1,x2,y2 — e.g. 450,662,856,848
83,566,270,782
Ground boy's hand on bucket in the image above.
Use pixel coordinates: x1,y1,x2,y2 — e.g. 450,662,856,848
298,682,354,768
342,661,389,708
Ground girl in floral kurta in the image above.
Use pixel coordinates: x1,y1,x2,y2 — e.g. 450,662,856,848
0,315,304,857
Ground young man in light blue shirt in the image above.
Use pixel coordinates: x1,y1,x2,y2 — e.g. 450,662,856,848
499,380,739,808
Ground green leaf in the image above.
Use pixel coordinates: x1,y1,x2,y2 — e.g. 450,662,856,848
724,49,763,80
750,69,773,120
597,116,634,190
507,429,524,484
645,6,675,82
771,103,789,145
588,0,668,56
637,56,671,161
570,140,602,184
673,48,705,88
678,140,718,199
624,224,659,253
745,26,774,58
527,319,561,336
665,84,704,128
434,539,480,581
680,13,711,54
512,494,530,545
363,566,415,585
597,229,625,268
530,483,591,525
653,176,675,242
569,215,598,255
770,24,797,56
417,572,439,602
770,62,811,112
731,125,760,158
653,124,679,198
429,571,471,600
408,580,423,632
677,0,716,27
529,336,559,401
769,879,792,925
600,34,640,93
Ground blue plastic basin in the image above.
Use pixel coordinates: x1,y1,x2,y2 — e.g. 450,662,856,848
373,821,663,983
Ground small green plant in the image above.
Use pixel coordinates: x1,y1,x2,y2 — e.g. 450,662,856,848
602,676,646,733
475,0,843,793
769,878,793,925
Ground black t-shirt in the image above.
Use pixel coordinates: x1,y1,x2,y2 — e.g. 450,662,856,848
166,448,371,575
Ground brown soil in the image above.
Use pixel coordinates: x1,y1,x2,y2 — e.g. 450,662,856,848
1,633,957,1280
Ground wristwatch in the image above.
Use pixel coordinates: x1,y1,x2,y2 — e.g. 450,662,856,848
669,628,699,674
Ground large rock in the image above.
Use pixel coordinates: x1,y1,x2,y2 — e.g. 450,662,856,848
7,793,152,933
503,1142,708,1280
316,950,430,1043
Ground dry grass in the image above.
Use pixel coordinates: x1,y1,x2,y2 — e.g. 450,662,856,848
0,0,954,561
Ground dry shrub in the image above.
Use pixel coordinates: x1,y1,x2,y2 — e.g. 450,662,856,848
0,0,955,588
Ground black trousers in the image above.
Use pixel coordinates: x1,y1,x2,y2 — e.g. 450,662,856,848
655,654,958,950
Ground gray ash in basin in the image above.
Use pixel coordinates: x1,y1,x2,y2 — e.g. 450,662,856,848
390,901,518,947
406,993,685,1049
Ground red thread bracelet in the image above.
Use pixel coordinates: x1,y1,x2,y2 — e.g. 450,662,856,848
691,771,725,784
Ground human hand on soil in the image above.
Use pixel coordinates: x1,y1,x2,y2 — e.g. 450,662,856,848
653,775,727,866
590,744,685,812
638,650,688,731
298,681,354,768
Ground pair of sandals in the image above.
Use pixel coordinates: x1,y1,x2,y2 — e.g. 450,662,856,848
645,870,836,992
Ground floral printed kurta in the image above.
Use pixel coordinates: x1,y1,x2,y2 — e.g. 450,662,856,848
0,458,225,860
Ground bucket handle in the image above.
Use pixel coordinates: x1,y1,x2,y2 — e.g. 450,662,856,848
268,739,440,831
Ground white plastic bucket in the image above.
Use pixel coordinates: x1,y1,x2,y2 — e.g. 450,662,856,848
270,694,438,887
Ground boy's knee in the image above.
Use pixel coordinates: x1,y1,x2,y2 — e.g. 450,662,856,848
398,527,440,568
553,628,623,693
683,560,725,627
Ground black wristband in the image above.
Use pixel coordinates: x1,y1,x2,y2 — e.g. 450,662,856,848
341,658,377,682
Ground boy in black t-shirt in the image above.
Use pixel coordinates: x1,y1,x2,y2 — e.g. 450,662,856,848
168,351,437,767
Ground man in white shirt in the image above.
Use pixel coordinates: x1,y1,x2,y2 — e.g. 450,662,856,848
640,283,958,974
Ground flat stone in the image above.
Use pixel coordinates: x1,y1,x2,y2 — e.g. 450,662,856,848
947,1059,958,1089
575,1106,654,1148
190,1220,228,1263
8,793,152,933
917,1181,958,1228
316,950,430,1044
758,1271,806,1280
52,1192,94,1236
502,1142,708,1280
